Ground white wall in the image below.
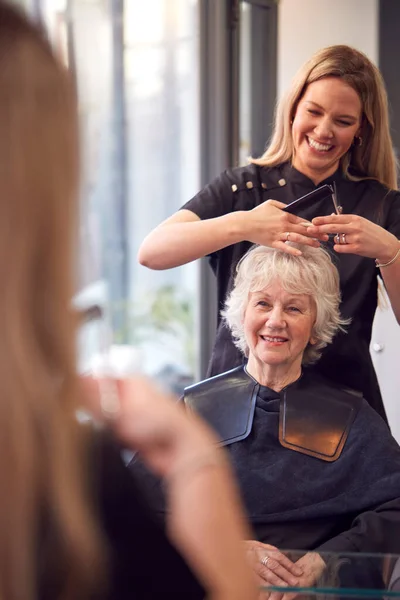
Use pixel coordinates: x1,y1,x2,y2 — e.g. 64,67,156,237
371,287,400,440
278,0,378,97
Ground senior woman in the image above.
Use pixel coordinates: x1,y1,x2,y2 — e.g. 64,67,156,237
182,244,400,589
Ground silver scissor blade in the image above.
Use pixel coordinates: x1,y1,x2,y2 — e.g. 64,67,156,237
332,182,342,215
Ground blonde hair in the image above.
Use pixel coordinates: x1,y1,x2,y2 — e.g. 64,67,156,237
222,244,349,365
0,3,103,599
251,45,398,190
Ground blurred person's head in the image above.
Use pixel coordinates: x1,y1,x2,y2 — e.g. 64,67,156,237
252,45,397,189
222,244,348,371
0,3,103,599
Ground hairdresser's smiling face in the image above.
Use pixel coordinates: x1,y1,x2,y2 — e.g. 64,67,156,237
291,77,362,184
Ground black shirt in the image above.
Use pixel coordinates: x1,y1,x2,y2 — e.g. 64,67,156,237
182,162,400,421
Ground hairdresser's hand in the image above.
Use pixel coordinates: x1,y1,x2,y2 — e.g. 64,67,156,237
309,213,398,262
243,200,328,255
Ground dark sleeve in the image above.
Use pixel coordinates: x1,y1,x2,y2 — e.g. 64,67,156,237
316,403,400,555
94,433,205,600
385,190,400,238
316,497,400,554
181,170,235,219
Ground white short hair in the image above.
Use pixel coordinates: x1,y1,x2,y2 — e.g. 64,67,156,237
222,244,349,365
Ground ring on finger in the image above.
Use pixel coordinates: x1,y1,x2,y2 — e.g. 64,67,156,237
285,232,290,242
334,232,347,245
261,556,270,567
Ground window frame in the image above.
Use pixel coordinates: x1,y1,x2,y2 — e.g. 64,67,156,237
198,0,277,377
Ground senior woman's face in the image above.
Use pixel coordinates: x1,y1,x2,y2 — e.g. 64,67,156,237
291,77,362,185
243,281,316,371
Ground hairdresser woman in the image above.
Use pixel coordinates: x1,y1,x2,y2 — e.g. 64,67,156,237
138,45,400,422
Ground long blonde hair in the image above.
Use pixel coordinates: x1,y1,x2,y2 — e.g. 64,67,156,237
251,45,398,190
0,3,103,599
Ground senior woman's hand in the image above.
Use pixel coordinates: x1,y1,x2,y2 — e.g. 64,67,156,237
309,213,399,262
293,552,326,587
273,553,326,600
247,544,325,600
243,200,329,255
244,540,303,589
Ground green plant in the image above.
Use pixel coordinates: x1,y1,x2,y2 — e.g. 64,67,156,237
111,284,196,372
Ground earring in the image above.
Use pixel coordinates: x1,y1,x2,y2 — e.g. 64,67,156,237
354,136,363,147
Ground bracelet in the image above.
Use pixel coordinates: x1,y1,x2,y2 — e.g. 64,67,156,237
375,246,400,269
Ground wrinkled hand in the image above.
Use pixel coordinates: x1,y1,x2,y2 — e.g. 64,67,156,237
245,541,303,600
309,213,399,262
245,542,326,600
83,377,258,600
294,552,326,589
268,553,326,600
245,200,328,256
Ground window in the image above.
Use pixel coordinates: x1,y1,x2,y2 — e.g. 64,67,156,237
28,0,200,393
239,0,277,163
22,0,278,384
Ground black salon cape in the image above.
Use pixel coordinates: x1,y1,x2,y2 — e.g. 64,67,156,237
40,432,204,600
129,369,400,555
226,381,400,553
182,162,400,421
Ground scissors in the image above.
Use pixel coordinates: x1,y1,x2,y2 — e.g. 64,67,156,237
332,182,342,215
331,182,347,245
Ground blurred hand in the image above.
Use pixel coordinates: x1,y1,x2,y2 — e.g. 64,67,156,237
82,376,258,600
81,375,220,477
